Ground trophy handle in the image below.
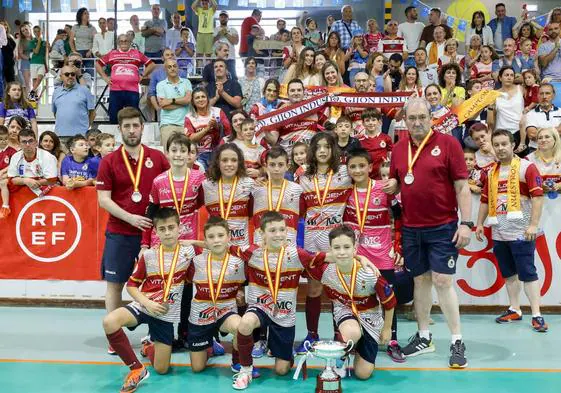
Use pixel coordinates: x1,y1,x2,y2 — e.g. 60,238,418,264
303,340,313,355
343,340,354,358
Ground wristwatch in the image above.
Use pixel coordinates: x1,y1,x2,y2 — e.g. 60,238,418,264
172,98,176,104
460,221,474,229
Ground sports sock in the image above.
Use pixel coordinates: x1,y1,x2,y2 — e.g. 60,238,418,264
419,330,431,340
305,296,321,337
509,307,522,315
237,332,254,367
451,334,462,344
106,329,142,370
232,349,240,365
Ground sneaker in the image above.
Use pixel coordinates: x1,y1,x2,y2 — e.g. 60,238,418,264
495,309,522,324
386,340,406,363
532,316,548,333
211,338,225,356
402,332,435,357
251,340,267,358
232,369,253,390
0,207,11,219
294,333,319,355
140,341,153,358
266,349,274,357
120,366,149,393
449,340,468,369
231,363,261,379
108,345,117,355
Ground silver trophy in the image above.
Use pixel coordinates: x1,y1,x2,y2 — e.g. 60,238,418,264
293,340,354,393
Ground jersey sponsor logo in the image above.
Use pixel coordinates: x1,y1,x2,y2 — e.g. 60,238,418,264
256,294,293,313
230,228,246,239
16,196,82,263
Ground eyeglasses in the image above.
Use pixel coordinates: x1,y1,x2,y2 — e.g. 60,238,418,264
20,139,36,145
63,72,76,77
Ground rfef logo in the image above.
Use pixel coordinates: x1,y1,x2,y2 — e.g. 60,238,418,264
16,196,82,263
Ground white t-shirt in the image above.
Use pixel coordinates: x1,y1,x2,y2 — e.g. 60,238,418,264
213,26,238,60
495,88,524,133
8,148,58,180
525,105,561,131
397,21,425,53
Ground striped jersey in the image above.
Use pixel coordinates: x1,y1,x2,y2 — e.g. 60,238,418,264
187,250,247,326
184,108,232,154
232,139,266,172
251,180,303,246
276,110,326,155
200,176,254,247
126,245,196,323
307,264,396,343
230,245,326,327
142,169,206,247
299,166,352,252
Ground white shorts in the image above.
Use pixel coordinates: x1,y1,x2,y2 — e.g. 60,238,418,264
30,64,46,79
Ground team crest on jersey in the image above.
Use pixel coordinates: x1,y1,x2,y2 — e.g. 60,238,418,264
373,197,381,206
82,163,88,170
447,256,455,269
145,158,153,168
431,146,441,157
35,164,41,174
3,156,8,164
380,141,386,148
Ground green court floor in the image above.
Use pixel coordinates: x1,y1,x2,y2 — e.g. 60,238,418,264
0,307,559,393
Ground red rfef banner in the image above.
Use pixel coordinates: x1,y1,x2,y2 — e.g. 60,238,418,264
0,187,108,280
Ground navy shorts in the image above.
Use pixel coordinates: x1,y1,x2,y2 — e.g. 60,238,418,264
187,311,236,352
247,307,295,361
125,305,174,346
109,91,140,124
101,231,141,283
337,316,378,365
493,240,538,282
402,221,459,277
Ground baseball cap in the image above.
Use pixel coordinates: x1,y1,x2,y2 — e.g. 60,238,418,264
219,10,228,16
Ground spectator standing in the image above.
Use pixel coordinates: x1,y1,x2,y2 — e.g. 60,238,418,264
93,18,115,59
0,21,17,85
175,28,195,75
378,20,408,60
0,81,38,135
129,15,145,54
330,5,363,51
96,35,155,124
96,107,170,354
192,0,218,59
538,22,561,108
239,57,265,113
488,3,517,55
398,6,425,60
214,10,239,80
142,4,168,61
148,49,187,114
156,58,193,150
419,8,453,48
70,8,97,76
29,25,48,100
166,12,184,52
475,130,547,332
465,11,494,48
270,19,286,41
414,48,438,88
0,23,6,95
18,23,33,92
52,64,96,142
384,97,471,369
240,9,262,56
206,58,242,114
202,42,237,84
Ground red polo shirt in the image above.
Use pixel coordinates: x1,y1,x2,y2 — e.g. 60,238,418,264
358,133,393,179
96,145,170,235
390,131,468,227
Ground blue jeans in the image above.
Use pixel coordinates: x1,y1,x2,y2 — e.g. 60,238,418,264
78,49,94,77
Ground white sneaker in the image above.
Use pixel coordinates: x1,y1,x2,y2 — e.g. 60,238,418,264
232,368,253,390
140,335,151,345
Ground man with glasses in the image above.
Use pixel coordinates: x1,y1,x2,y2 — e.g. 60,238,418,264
156,59,193,150
7,128,58,193
96,35,156,124
52,64,96,146
383,97,472,369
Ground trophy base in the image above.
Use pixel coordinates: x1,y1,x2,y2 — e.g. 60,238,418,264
315,373,342,393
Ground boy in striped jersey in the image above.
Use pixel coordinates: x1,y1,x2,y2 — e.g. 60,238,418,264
102,208,196,393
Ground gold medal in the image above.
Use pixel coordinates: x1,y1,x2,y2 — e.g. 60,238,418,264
336,259,359,317
207,252,230,321
218,176,239,220
267,179,287,212
353,179,373,232
121,146,145,203
168,169,190,214
405,130,432,186
158,244,180,304
263,247,285,316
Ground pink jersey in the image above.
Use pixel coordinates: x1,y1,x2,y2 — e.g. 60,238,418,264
184,107,232,154
299,166,352,252
97,49,152,92
200,176,254,247
142,169,206,247
188,250,247,326
343,181,394,270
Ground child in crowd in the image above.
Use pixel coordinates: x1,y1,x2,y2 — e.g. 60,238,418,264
522,69,540,114
517,38,537,73
102,207,196,393
334,115,361,163
271,30,290,65
357,109,393,179
470,45,496,91
464,147,483,194
88,133,115,178
50,29,67,62
0,81,38,135
363,19,383,54
304,18,323,50
0,125,17,218
233,119,265,179
86,128,101,157
60,134,96,189
288,141,308,182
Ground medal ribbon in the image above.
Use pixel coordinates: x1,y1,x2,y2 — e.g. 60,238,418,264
121,146,145,194
218,176,239,220
263,247,285,310
407,130,433,176
313,170,334,207
158,244,180,302
168,169,190,214
336,259,359,317
267,180,287,212
206,252,230,310
353,179,373,232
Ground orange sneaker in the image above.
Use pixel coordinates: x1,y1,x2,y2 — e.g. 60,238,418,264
120,366,149,393
0,206,11,219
